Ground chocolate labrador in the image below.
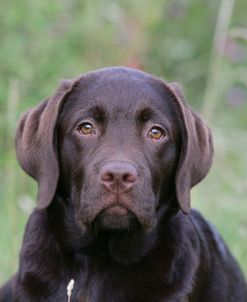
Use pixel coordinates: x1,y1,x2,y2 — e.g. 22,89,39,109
0,67,246,301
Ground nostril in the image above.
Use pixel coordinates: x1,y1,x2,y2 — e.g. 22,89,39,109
123,172,137,183
101,171,114,183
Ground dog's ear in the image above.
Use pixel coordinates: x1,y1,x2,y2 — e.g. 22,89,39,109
15,79,78,209
168,82,213,214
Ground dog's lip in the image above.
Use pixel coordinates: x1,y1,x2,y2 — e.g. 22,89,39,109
79,202,130,224
78,196,156,231
104,204,129,216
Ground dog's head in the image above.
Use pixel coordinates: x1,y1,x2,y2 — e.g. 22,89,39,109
16,67,213,234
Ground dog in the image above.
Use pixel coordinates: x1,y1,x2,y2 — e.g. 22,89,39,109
0,67,246,301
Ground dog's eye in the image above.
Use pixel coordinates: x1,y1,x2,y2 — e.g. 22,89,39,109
77,122,96,135
147,126,165,140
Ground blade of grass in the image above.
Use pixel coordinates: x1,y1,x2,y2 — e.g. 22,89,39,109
201,0,236,122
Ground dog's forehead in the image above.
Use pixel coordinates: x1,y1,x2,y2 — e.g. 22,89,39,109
64,69,174,119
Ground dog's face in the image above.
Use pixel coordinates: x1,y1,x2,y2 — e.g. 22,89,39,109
16,67,213,235
57,73,180,232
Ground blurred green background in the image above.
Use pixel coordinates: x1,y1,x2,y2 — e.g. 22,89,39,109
0,0,247,284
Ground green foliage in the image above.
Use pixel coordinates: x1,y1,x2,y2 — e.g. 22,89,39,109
0,0,247,283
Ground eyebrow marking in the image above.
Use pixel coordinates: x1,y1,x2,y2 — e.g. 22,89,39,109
136,107,154,123
88,105,107,123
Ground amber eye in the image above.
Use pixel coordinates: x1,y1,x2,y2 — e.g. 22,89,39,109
147,126,165,140
77,122,95,135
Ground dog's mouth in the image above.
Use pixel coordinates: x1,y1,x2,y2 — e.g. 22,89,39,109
76,180,158,234
104,204,129,216
93,204,139,232
77,192,156,233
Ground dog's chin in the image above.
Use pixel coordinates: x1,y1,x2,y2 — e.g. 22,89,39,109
93,206,140,233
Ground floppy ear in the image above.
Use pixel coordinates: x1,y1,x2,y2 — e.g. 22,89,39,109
15,79,78,209
167,83,214,214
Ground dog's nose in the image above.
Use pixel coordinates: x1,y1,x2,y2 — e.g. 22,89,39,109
100,162,138,194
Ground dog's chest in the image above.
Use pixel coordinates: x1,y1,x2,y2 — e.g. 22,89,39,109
77,292,91,302
68,282,90,302
69,273,190,302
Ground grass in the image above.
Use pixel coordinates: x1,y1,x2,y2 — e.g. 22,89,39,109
193,126,247,277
